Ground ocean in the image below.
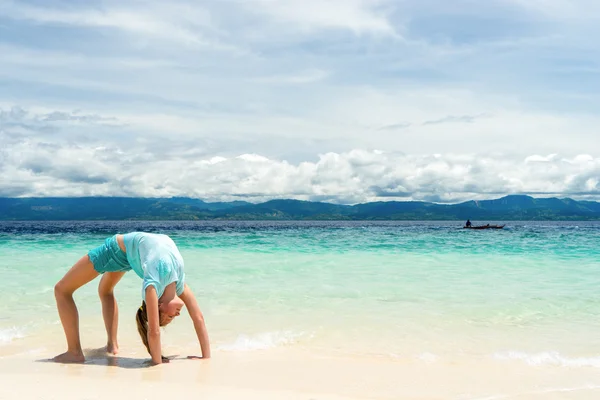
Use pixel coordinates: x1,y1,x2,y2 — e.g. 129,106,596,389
2,220,600,377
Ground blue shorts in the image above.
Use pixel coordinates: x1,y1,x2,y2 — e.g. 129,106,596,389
88,235,132,274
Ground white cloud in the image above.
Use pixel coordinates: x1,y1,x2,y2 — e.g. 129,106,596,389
244,0,397,36
507,0,600,21
253,69,331,84
0,43,177,70
525,154,558,163
0,0,236,50
2,109,600,202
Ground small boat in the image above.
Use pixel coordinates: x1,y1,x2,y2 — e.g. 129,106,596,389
463,224,505,230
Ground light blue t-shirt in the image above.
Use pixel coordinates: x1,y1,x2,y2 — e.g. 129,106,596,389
122,232,185,300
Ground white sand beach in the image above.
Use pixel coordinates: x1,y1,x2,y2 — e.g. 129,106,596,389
2,341,600,400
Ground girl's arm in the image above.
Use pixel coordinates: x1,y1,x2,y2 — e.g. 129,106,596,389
145,286,164,365
179,284,211,358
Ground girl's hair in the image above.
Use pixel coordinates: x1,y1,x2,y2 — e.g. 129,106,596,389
136,302,166,360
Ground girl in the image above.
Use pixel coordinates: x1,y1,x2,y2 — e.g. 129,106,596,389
52,232,210,364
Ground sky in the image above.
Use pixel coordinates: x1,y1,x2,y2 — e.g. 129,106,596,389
1,0,599,204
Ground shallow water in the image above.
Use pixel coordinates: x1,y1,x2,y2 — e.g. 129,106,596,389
1,220,600,367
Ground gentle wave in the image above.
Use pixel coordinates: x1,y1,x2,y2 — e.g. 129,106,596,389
494,351,600,367
217,331,307,351
0,327,25,345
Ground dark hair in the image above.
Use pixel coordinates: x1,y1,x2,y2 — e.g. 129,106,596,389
136,302,166,360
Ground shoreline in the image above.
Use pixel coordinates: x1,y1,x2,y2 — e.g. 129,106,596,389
3,345,600,400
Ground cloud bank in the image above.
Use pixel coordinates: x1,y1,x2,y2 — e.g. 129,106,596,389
1,106,599,203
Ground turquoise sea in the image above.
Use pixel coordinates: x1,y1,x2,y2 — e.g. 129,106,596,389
1,220,600,367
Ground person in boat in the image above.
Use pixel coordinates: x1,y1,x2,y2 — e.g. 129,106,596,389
465,219,472,228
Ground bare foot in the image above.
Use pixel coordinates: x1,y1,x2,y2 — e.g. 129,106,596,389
106,342,119,355
52,351,85,364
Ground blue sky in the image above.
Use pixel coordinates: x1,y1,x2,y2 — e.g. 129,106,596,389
1,0,599,203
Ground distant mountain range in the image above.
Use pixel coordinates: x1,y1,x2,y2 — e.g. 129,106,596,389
2,195,600,221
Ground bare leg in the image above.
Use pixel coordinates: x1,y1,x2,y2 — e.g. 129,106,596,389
53,255,99,363
98,271,126,355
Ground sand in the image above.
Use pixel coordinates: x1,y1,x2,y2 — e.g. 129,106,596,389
2,315,600,400
2,344,600,400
